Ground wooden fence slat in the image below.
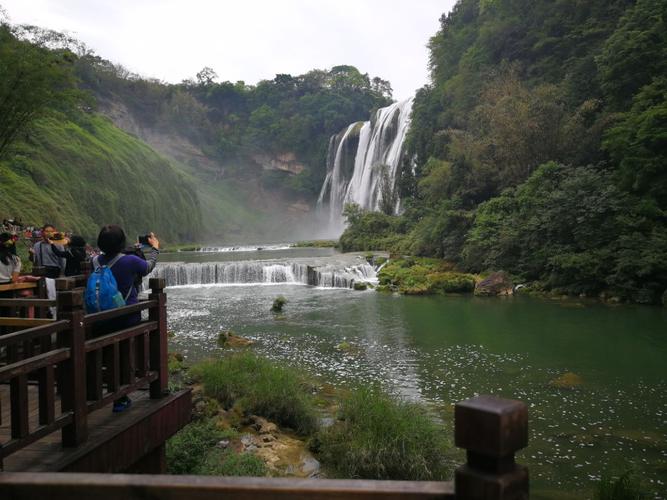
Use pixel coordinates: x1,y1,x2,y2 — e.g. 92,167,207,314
10,375,29,439
86,350,103,402
38,365,56,425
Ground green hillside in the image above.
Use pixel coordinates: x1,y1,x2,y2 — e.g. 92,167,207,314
0,111,202,242
342,0,667,304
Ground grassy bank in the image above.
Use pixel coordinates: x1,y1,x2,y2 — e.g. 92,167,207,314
192,353,318,435
377,257,477,295
169,352,455,480
313,387,452,480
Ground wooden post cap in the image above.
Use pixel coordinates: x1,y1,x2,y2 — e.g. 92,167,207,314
455,395,528,457
55,278,75,291
148,278,166,291
56,289,84,309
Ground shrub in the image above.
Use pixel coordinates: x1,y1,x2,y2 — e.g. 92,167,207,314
166,419,233,474
192,353,318,435
197,448,268,477
378,258,475,295
596,472,647,500
313,387,451,480
427,271,476,293
271,295,287,313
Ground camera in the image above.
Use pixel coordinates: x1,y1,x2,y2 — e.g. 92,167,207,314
52,232,64,240
138,234,151,246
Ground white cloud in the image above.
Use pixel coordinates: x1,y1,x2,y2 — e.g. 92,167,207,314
1,0,456,99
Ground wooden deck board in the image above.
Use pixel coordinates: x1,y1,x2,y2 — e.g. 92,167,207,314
1,385,189,472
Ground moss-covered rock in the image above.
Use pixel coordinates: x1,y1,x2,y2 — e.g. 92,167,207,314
474,271,514,296
377,257,476,295
353,282,368,291
549,372,584,389
271,296,288,313
217,331,254,348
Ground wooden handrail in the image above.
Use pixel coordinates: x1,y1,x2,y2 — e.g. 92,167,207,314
84,300,157,325
0,317,54,328
0,298,56,308
0,474,456,499
0,348,70,382
0,320,69,348
0,283,37,293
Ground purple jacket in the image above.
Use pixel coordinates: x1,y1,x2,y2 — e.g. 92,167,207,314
96,248,159,304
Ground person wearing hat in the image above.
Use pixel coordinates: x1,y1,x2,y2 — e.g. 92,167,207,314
30,224,65,279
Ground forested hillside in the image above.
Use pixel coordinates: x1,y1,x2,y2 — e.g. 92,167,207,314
76,58,391,197
0,23,201,241
342,0,667,304
0,12,391,242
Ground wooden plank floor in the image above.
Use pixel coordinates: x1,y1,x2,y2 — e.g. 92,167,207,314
0,385,176,471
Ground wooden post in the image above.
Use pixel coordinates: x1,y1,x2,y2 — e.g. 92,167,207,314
148,278,168,399
80,260,92,277
57,289,88,446
454,396,529,500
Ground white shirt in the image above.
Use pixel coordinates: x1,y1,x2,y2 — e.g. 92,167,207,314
0,255,21,283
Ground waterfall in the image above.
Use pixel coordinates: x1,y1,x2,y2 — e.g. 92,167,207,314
148,260,378,289
317,98,413,232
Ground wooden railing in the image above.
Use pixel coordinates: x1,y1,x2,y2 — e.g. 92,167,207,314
0,394,529,499
0,278,169,464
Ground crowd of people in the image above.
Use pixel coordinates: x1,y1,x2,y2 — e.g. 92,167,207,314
1,220,161,412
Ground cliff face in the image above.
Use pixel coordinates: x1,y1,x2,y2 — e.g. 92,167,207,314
252,152,306,175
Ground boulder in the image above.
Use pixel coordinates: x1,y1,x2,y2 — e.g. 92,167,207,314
549,372,584,389
474,271,514,296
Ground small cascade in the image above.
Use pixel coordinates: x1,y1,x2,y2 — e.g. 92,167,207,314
317,98,413,232
197,243,293,253
149,259,378,289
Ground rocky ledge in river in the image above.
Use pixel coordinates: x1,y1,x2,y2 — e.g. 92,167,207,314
474,271,514,296
211,411,321,478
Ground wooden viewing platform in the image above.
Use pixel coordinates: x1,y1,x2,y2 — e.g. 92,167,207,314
1,269,530,499
0,274,191,474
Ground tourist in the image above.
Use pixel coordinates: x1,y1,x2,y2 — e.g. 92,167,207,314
30,224,65,279
94,224,160,412
50,235,88,276
0,232,21,286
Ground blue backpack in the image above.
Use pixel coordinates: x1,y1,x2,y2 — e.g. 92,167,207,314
85,254,131,313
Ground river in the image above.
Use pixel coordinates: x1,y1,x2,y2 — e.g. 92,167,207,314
158,246,667,498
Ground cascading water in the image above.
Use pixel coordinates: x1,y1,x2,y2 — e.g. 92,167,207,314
148,259,378,289
317,98,413,233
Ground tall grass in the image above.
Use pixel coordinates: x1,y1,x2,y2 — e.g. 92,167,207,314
192,353,318,435
313,386,451,480
166,419,267,476
597,472,647,500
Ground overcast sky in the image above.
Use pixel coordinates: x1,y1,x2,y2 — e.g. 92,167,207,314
1,0,457,99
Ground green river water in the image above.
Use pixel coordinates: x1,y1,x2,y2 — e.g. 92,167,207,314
161,248,667,498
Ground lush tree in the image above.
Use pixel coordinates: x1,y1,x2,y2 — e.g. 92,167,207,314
0,24,79,158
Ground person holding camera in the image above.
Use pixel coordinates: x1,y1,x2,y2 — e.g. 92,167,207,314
94,224,159,413
95,225,159,318
49,235,89,277
30,224,65,279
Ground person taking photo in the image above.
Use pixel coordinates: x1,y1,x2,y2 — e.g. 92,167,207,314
30,224,65,279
